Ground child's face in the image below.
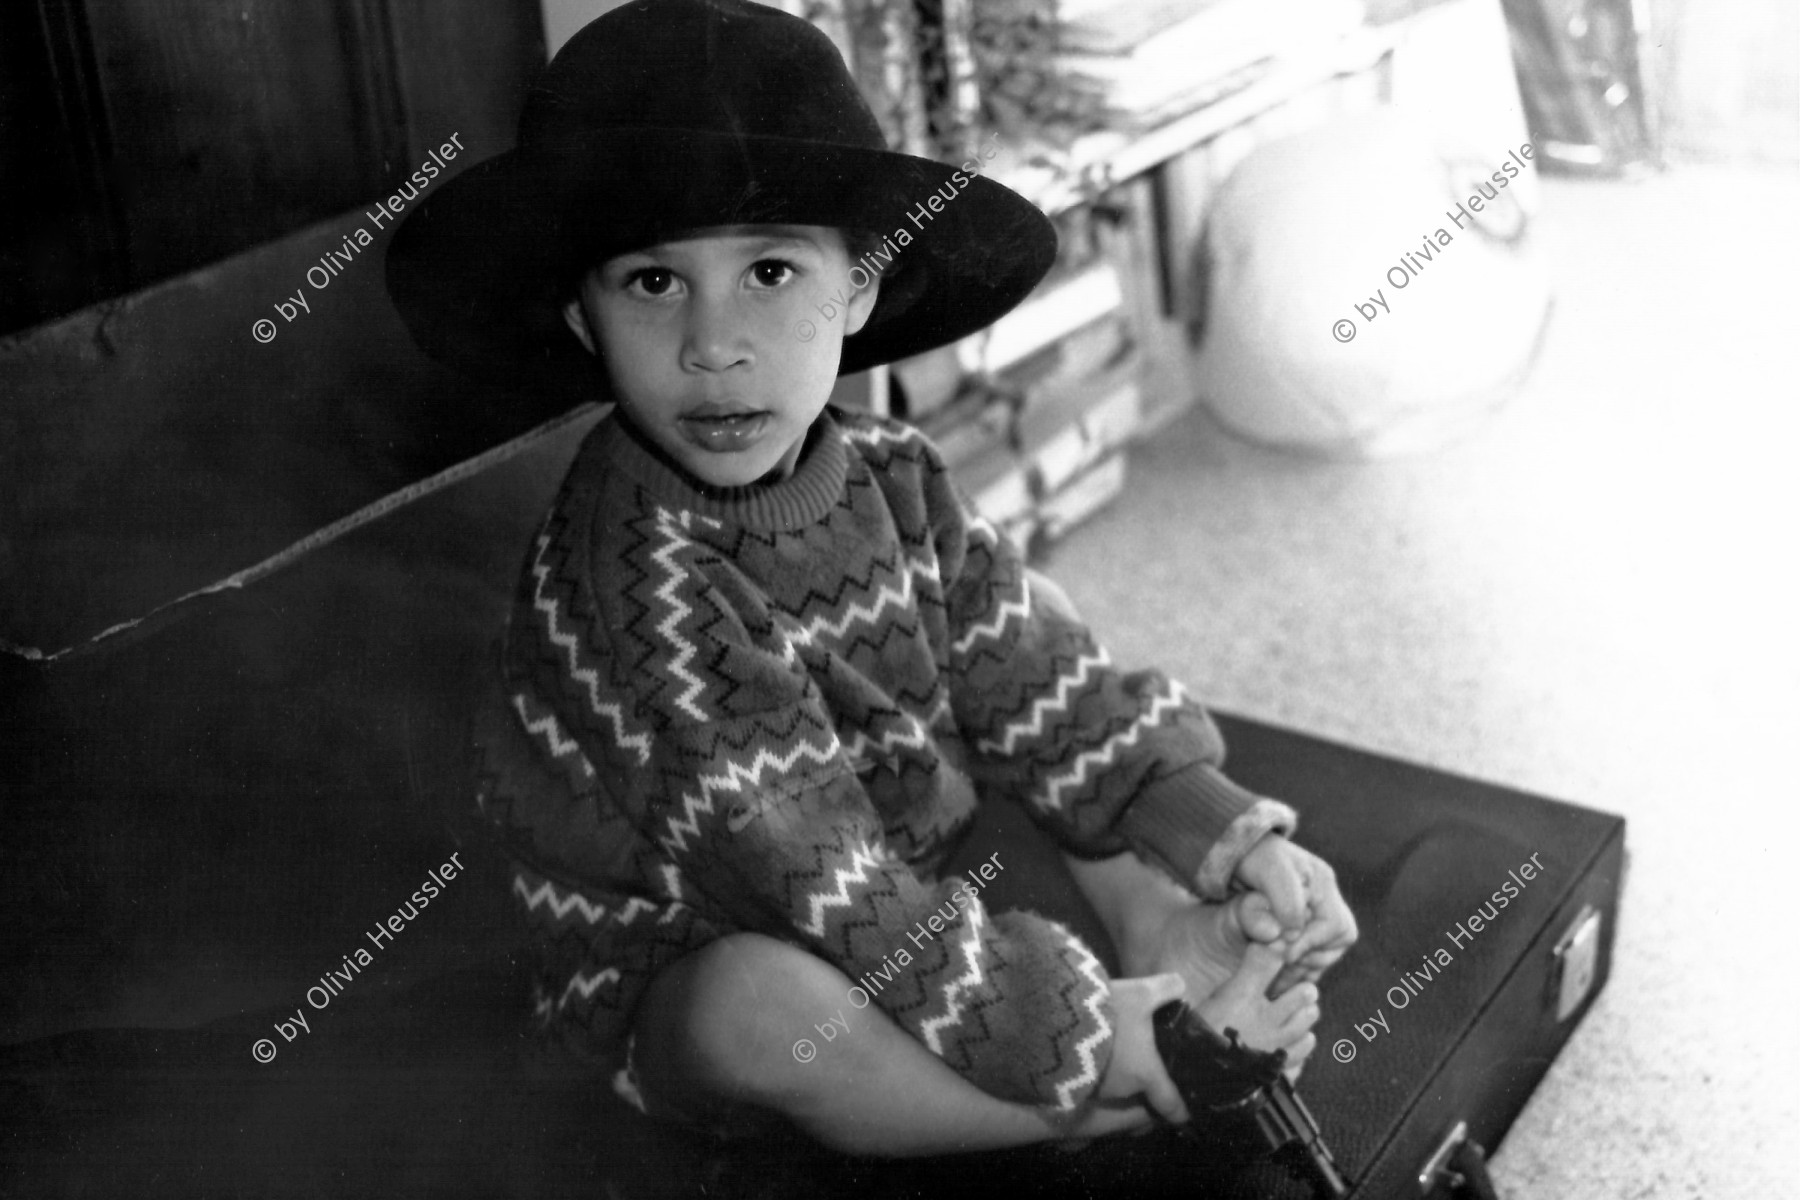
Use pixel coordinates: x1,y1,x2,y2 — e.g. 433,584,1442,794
562,224,879,488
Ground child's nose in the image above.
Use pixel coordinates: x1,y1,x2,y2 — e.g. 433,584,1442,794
682,291,752,372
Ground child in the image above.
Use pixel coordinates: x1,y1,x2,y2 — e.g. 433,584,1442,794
386,0,1356,1168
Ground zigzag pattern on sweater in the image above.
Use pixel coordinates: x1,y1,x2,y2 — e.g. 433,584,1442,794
768,819,900,957
839,416,933,458
657,727,846,863
787,550,937,653
800,837,895,937
478,408,1255,1108
876,791,977,863
515,873,610,925
510,691,597,785
1033,678,1191,813
978,649,1114,757
918,900,988,1054
526,881,720,1042
1053,932,1115,1111
648,508,715,723
842,708,930,769
514,873,664,930
557,966,622,1011
949,532,1030,659
844,682,951,758
932,930,1008,1076
528,531,654,766
612,503,664,692
607,500,752,726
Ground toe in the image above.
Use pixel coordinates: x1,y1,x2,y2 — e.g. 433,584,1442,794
1272,980,1319,1018
1236,893,1284,943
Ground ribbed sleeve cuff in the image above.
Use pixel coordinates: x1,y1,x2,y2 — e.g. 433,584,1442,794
1195,799,1298,897
1120,764,1297,899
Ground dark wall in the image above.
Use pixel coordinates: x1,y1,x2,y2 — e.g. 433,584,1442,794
0,204,603,1042
0,0,544,337
0,0,582,1044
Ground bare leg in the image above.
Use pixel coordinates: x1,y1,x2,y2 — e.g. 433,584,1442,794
630,932,1151,1157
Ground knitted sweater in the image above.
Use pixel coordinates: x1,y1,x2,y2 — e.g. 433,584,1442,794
473,405,1296,1113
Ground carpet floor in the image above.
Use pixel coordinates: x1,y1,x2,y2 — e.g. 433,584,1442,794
1043,163,1800,1199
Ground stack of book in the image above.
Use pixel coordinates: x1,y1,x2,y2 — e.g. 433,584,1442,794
1057,0,1366,128
903,255,1146,554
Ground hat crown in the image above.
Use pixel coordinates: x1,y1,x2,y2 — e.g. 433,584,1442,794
385,0,1059,398
523,0,887,153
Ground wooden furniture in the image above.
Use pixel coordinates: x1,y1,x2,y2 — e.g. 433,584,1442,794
0,0,542,337
853,0,1536,548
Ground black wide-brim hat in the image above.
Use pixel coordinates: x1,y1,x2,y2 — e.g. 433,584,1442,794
386,0,1058,400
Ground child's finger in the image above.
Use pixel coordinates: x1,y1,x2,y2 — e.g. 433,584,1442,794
1285,917,1329,963
1288,894,1358,961
1269,978,1319,1025
1141,1061,1190,1127
1266,960,1314,999
1142,969,1188,1007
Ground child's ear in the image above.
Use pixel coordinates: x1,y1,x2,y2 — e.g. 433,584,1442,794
561,297,599,355
844,274,881,337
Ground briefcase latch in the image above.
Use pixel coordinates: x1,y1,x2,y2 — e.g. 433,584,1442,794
1550,904,1603,1022
1419,1120,1502,1199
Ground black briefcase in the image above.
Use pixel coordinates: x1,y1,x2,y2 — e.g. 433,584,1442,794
1085,713,1627,1200
720,711,1628,1200
0,713,1623,1200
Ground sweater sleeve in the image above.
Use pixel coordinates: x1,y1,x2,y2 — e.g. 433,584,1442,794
932,479,1295,899
493,508,1119,1113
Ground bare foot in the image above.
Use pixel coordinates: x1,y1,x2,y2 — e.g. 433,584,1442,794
1124,892,1297,998
1195,943,1320,1081
1124,898,1320,1081
1194,891,1331,997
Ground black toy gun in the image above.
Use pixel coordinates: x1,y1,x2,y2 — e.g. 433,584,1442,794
1153,1000,1351,1198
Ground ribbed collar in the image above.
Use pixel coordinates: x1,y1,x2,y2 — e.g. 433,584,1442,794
596,406,849,531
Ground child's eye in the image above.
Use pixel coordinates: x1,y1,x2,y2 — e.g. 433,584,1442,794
750,259,796,288
624,268,677,297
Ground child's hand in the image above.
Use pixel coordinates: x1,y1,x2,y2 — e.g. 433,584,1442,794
1234,835,1358,982
1095,971,1191,1127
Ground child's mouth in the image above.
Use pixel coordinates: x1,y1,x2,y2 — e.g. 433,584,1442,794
678,409,772,453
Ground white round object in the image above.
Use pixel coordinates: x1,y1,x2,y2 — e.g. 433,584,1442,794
1192,111,1553,456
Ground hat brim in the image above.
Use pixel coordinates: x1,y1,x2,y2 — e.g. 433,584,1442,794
385,129,1056,404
